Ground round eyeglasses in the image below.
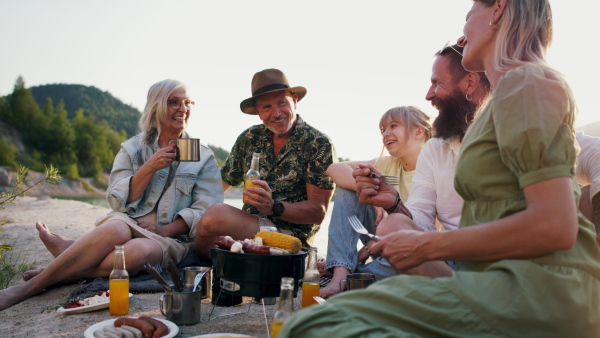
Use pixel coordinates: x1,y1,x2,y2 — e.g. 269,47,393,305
168,98,195,110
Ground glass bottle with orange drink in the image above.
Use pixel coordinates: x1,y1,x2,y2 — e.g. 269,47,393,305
243,152,261,204
109,245,129,315
301,247,320,308
271,277,294,338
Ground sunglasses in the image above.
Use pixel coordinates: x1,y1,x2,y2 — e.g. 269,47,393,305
439,42,463,56
168,98,195,110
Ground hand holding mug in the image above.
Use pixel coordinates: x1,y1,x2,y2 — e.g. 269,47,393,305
169,138,201,162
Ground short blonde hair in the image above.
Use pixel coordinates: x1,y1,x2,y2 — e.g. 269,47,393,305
378,106,432,142
139,79,187,144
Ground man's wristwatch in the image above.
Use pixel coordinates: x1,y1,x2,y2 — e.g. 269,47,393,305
272,200,285,218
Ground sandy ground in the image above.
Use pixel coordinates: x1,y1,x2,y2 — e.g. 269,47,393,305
0,197,332,338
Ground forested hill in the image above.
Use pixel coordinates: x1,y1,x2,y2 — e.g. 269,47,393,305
0,78,229,179
28,84,140,137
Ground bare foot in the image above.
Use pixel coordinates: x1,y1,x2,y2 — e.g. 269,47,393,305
22,267,45,281
36,221,75,257
0,282,42,311
319,266,351,299
0,287,24,311
320,281,342,299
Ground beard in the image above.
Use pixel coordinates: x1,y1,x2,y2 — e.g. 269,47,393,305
431,89,478,140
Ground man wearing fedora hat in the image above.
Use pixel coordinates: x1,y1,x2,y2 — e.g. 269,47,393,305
193,68,336,259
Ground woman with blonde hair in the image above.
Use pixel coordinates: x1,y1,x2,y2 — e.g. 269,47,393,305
320,106,431,298
0,79,223,311
279,0,600,336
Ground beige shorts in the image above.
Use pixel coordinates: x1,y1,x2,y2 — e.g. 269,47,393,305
95,212,190,268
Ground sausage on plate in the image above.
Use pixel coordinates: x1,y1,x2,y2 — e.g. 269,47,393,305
139,316,169,338
114,317,155,338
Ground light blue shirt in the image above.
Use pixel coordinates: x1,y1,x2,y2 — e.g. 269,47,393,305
106,134,224,237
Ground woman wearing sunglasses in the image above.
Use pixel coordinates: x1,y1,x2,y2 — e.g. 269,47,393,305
277,1,600,336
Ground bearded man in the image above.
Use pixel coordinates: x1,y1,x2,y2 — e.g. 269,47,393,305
355,45,600,276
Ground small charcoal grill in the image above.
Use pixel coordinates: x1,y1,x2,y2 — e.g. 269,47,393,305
210,247,307,298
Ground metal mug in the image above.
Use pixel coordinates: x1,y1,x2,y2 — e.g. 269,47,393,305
183,266,213,300
339,273,376,291
169,138,200,162
159,286,202,325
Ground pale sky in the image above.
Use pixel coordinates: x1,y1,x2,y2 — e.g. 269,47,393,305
1,1,597,161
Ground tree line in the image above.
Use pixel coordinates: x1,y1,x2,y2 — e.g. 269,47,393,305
0,77,343,181
0,77,127,179
0,77,232,180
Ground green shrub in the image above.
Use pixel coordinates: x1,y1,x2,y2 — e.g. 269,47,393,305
0,165,62,209
0,239,35,289
0,139,17,168
0,165,60,288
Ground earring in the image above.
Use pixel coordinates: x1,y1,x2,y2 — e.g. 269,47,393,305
465,93,473,101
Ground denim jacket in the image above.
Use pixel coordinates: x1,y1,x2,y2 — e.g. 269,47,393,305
106,134,224,237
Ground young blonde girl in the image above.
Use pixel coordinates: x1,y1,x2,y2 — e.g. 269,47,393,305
320,106,431,298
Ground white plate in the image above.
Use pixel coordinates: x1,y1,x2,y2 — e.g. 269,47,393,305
84,317,178,338
191,334,253,338
57,293,132,314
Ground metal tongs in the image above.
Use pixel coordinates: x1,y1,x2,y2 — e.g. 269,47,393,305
143,263,171,292
166,259,186,292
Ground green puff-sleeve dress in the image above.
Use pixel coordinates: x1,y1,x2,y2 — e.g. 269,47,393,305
277,64,600,337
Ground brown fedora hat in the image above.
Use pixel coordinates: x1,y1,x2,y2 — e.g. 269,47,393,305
240,68,307,114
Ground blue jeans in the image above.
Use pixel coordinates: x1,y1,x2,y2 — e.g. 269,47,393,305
325,188,397,280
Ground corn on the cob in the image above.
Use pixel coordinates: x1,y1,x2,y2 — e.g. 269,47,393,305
255,230,302,254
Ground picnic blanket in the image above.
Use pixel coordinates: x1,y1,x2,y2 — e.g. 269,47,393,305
68,251,210,299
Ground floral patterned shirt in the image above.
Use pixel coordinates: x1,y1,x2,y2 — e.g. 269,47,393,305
221,115,336,246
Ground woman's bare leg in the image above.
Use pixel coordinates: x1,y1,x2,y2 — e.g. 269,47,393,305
36,221,75,257
97,237,163,276
0,220,133,311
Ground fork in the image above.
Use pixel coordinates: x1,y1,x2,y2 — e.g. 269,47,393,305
348,215,379,242
367,172,400,186
313,296,326,304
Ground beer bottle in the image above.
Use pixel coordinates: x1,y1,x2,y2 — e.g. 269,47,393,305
243,152,261,204
109,245,129,315
301,247,320,308
271,277,294,338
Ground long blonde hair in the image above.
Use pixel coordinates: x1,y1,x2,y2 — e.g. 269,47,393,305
138,79,187,144
477,0,576,117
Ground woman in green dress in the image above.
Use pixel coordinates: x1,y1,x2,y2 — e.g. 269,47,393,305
278,0,600,336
